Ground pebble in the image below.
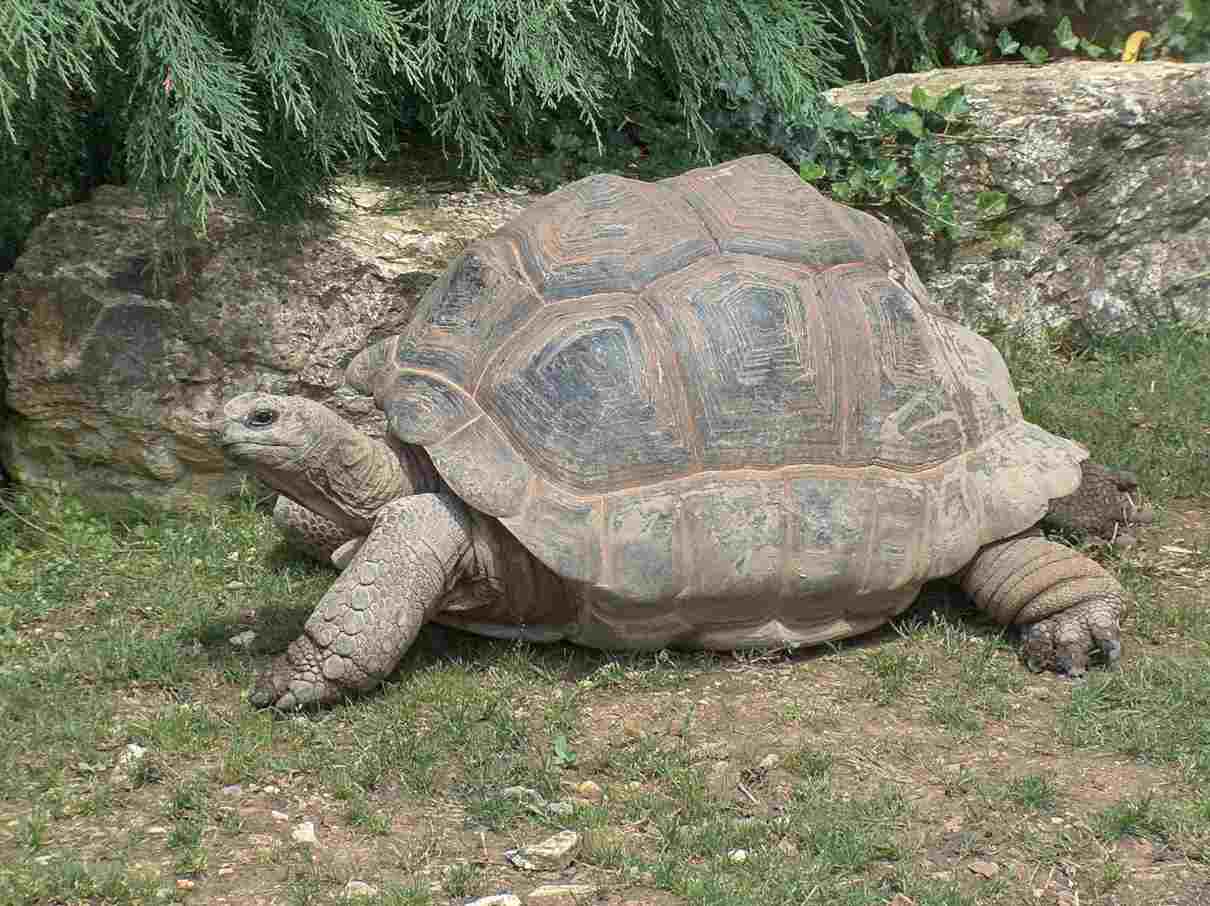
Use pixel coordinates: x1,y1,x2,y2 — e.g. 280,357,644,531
175,879,195,890
271,810,289,821
969,860,1000,878
504,830,580,871
342,880,378,898
757,753,779,770
228,630,257,648
888,895,917,906
527,884,598,901
465,896,521,906
728,849,748,863
291,821,317,845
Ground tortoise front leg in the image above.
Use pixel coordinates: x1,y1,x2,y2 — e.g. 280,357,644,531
251,493,474,709
960,533,1125,676
273,496,360,566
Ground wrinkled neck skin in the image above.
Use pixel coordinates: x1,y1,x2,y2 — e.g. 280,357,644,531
261,412,439,535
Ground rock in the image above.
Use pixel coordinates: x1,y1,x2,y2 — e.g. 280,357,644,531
175,879,195,890
526,884,598,901
728,849,748,863
969,860,1001,878
270,810,289,821
0,180,529,506
504,831,581,871
342,880,378,898
291,821,317,845
466,896,522,906
828,61,1210,341
887,895,916,906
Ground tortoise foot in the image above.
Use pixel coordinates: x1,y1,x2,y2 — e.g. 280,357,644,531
250,635,353,710
1020,596,1122,677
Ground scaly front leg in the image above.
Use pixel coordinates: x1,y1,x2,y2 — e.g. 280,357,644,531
252,493,473,709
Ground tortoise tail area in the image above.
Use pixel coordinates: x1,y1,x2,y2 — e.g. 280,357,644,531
960,533,1125,675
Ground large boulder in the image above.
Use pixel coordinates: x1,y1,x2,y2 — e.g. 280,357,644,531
828,60,1210,337
0,182,529,506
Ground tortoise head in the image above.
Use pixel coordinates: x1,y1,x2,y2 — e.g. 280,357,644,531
213,392,424,533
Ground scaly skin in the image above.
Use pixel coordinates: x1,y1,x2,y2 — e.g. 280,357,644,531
251,493,474,710
1046,461,1154,538
961,533,1124,675
273,496,359,565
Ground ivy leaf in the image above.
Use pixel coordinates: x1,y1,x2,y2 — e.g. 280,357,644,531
799,161,826,182
936,86,970,120
1079,38,1107,58
1021,46,1050,66
891,110,924,138
950,35,984,65
996,29,1021,55
975,190,1008,218
1054,17,1080,51
911,85,937,112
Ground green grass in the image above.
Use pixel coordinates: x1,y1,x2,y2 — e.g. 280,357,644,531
997,326,1210,502
0,329,1207,903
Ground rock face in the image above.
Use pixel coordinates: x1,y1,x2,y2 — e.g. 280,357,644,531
828,60,1210,337
0,182,528,505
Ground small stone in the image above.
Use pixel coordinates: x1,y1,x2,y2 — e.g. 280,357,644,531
291,821,318,845
969,860,1000,878
343,880,378,898
271,810,289,821
728,849,748,863
504,830,580,870
527,884,598,901
146,825,170,835
176,879,196,890
465,896,522,906
888,895,917,906
574,780,603,802
228,630,257,648
221,784,242,796
500,786,544,803
118,743,148,766
758,753,779,770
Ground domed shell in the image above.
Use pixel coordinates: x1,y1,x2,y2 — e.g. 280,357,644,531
350,154,1084,643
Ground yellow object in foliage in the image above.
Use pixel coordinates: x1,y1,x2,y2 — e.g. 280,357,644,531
1121,30,1151,62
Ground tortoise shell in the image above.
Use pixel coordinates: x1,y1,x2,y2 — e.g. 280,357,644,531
350,155,1084,648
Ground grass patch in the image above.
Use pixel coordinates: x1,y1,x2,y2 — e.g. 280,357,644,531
997,326,1210,502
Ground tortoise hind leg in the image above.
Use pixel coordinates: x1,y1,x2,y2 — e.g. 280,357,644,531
252,493,474,709
960,533,1124,676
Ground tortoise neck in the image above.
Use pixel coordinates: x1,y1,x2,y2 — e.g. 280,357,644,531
282,415,437,534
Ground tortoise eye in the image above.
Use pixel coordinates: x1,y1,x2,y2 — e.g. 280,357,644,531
247,408,278,428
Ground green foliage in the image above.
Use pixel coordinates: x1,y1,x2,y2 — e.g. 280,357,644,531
796,85,987,240
2,0,871,238
1158,0,1210,62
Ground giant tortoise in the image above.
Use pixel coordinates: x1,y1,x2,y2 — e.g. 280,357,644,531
215,154,1143,710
